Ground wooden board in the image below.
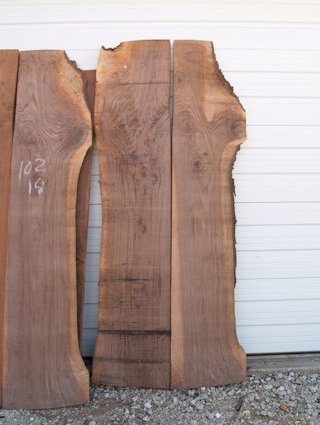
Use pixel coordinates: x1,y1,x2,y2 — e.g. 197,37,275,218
2,51,91,409
76,69,95,348
92,41,171,388
0,50,19,407
171,40,247,388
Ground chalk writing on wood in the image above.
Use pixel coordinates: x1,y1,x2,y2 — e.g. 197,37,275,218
18,158,47,196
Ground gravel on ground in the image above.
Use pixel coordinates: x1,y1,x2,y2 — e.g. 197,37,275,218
0,371,320,424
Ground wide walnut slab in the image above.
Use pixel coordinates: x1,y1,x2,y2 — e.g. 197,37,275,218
2,51,91,409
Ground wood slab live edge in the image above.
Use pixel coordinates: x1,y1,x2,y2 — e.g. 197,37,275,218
2,51,91,409
0,50,19,407
92,41,171,388
76,69,96,348
171,40,247,388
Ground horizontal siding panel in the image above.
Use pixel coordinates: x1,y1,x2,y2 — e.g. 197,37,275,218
82,329,97,357
84,281,99,304
244,99,320,126
2,4,320,24
87,227,101,253
236,299,320,326
234,149,320,174
85,253,100,282
83,304,98,329
88,204,102,228
5,0,320,5
235,202,320,225
235,175,320,203
236,278,320,301
89,176,101,204
216,49,320,73
236,225,320,250
237,250,320,279
244,126,320,149
66,50,99,71
92,153,99,176
226,72,320,98
237,324,320,354
1,23,320,50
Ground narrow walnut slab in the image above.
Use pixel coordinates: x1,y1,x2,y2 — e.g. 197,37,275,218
171,40,246,388
93,41,171,388
0,50,19,407
2,51,91,409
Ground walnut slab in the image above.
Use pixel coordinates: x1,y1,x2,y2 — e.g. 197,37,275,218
92,41,171,388
2,51,91,409
171,40,246,388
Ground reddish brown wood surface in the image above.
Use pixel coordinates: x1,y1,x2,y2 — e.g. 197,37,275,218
76,69,96,348
92,41,171,388
171,40,246,388
0,50,19,407
3,51,91,409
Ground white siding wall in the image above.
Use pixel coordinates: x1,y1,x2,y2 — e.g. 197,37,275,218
2,0,320,356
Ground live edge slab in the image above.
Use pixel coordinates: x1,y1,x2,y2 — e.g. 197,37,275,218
2,51,91,409
92,41,171,388
171,40,246,388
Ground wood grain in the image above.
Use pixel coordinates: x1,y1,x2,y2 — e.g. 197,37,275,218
92,41,171,388
171,40,246,388
94,332,170,387
3,51,91,408
76,69,95,348
0,50,19,407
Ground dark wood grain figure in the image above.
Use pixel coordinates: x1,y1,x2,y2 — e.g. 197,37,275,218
92,41,171,388
171,40,246,388
76,70,96,348
3,51,91,408
0,50,19,407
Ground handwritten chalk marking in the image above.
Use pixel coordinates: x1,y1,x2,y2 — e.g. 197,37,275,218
18,158,47,197
35,158,46,172
24,161,32,175
34,178,45,195
18,161,23,181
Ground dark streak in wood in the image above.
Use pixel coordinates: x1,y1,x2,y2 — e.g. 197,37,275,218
98,330,170,336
